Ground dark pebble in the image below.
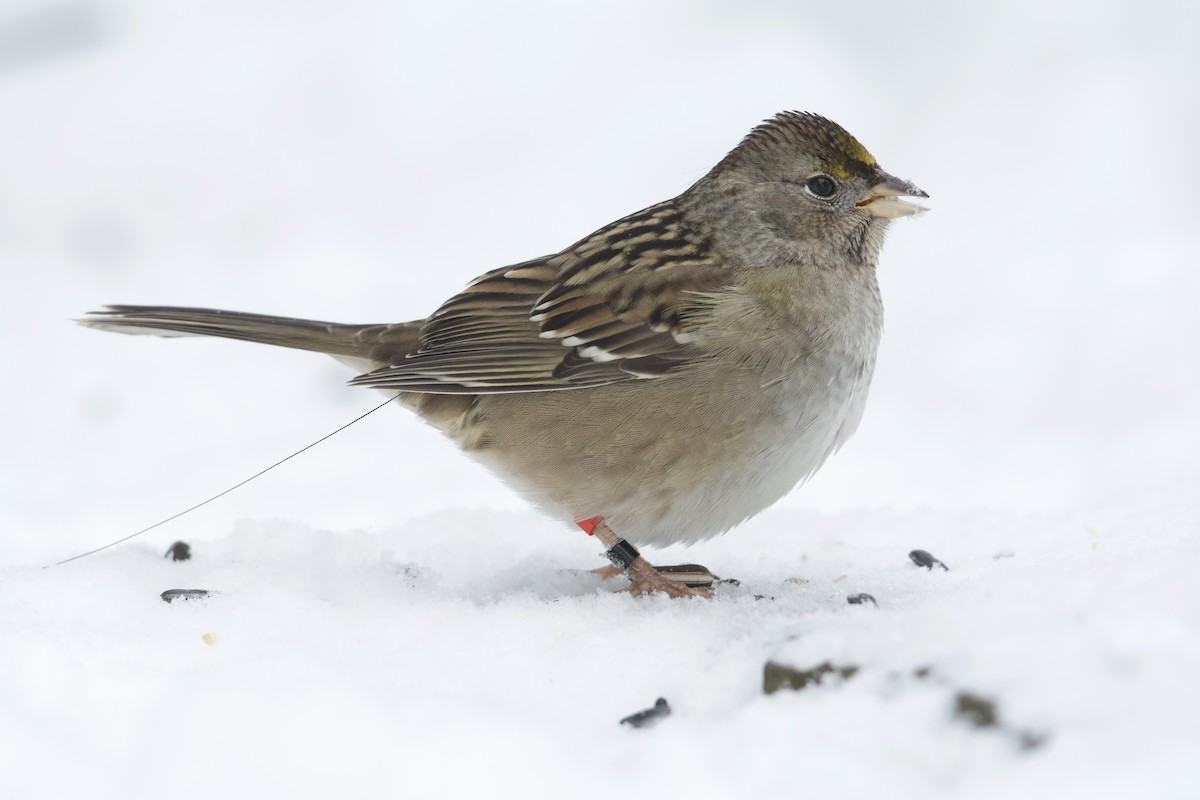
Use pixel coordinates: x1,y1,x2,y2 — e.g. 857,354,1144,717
952,690,1049,751
954,691,998,728
909,549,949,571
763,661,859,694
164,541,192,561
620,697,671,728
160,589,209,603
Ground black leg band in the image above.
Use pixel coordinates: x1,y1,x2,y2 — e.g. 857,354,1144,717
606,538,641,571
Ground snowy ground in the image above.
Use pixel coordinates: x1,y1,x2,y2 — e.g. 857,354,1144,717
5,503,1198,798
3,1,1199,798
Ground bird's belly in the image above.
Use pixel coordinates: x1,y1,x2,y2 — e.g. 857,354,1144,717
460,359,869,548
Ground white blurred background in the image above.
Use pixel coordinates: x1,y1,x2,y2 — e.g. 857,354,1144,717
2,0,1198,562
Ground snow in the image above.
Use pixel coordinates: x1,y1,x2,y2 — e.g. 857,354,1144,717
6,506,1198,798
2,1,1199,798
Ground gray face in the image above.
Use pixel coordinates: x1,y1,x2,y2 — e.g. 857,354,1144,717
697,112,927,268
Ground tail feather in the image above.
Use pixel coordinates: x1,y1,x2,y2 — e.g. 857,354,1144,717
78,305,422,364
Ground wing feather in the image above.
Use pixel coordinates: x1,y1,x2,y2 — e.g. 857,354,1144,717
349,201,729,393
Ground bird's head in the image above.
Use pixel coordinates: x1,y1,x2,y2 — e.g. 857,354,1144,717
699,111,927,263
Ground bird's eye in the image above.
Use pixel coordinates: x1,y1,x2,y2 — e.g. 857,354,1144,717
805,175,837,198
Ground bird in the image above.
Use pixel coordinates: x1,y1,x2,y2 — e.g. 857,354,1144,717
80,111,927,597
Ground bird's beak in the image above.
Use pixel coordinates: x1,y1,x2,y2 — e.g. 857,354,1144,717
856,172,929,219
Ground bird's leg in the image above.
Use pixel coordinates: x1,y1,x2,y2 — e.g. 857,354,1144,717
577,517,714,598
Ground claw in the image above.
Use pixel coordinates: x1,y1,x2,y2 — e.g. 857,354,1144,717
590,564,624,580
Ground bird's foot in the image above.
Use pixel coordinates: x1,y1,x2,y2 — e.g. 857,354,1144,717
580,516,717,599
591,561,718,597
621,557,714,598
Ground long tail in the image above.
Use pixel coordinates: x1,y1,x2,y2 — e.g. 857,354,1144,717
78,304,422,364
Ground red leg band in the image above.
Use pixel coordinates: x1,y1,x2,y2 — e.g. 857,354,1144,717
575,516,603,536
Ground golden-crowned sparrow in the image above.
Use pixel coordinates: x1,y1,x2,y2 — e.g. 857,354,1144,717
81,111,927,597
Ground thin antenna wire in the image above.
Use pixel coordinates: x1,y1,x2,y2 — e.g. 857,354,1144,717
51,396,396,567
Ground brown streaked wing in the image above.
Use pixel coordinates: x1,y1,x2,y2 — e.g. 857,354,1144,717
348,200,731,393
531,200,727,360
